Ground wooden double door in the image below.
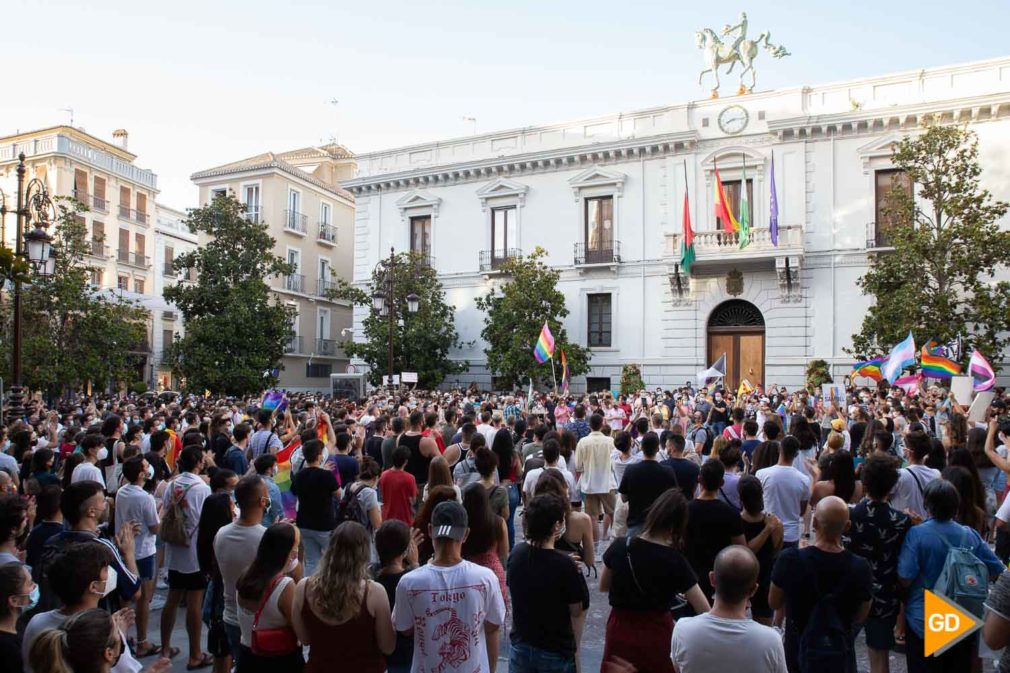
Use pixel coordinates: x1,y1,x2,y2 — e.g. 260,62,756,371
707,329,764,391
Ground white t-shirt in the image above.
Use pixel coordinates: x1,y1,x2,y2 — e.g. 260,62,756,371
671,612,786,673
890,464,941,519
392,560,506,673
756,464,810,543
115,484,160,560
0,452,18,479
161,472,211,574
71,461,105,488
996,493,1010,524
523,464,576,501
214,521,266,626
24,610,141,673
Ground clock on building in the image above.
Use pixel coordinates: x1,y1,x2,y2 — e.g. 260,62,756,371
718,105,749,135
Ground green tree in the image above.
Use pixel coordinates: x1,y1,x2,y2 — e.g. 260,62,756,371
329,251,467,388
164,195,295,395
620,364,645,395
850,121,1010,360
0,198,149,396
475,247,590,388
804,359,833,393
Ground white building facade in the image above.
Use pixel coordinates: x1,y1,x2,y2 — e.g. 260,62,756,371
150,204,197,390
345,57,1010,392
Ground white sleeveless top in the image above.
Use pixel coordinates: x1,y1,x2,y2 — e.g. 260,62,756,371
238,575,294,647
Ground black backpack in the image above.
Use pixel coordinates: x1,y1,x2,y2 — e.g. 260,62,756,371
797,553,849,673
335,483,370,529
690,426,715,456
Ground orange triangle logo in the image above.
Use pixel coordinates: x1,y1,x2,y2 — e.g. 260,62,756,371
924,590,982,657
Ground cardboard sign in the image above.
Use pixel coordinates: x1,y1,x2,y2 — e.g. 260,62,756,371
383,375,401,386
401,372,418,384
950,376,974,406
821,384,846,403
967,391,995,424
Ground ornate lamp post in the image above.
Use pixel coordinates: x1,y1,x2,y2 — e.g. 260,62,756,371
0,153,56,424
371,247,419,386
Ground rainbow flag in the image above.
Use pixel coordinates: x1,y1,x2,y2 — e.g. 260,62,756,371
560,349,569,393
533,322,555,364
713,162,739,233
272,439,300,519
852,357,884,382
262,390,285,411
920,346,960,379
969,349,996,392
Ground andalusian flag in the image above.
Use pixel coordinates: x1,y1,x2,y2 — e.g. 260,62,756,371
681,162,695,274
560,349,570,393
533,322,555,364
713,161,739,233
739,154,750,248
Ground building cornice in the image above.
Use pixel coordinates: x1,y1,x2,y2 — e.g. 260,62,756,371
345,131,699,195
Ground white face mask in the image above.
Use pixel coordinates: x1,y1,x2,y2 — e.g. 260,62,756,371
146,464,155,480
286,554,299,573
97,447,109,461
94,567,117,597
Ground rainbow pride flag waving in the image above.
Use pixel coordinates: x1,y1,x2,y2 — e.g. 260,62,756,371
560,349,569,393
534,322,555,364
272,440,300,520
852,357,885,382
920,346,960,379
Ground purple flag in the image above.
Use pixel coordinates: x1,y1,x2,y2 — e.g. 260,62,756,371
769,152,779,247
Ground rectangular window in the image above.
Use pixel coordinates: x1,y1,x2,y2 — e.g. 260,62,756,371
244,185,260,209
874,169,911,246
716,180,753,231
135,232,146,256
119,186,131,208
134,278,145,294
211,188,227,201
320,202,331,226
136,192,147,216
287,249,300,272
318,308,331,339
93,176,106,201
74,169,88,200
117,275,129,291
584,196,614,252
288,189,300,214
90,269,102,286
587,293,613,347
118,228,130,261
162,329,174,351
409,215,431,255
491,207,516,258
165,246,174,265
586,377,611,393
92,221,104,241
306,363,333,378
319,258,330,282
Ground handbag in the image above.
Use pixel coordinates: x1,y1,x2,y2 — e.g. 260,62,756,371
251,575,299,656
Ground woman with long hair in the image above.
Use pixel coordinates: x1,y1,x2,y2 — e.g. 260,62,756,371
600,488,708,673
0,562,35,673
292,522,394,673
461,483,509,608
412,486,459,565
422,455,461,502
533,470,595,569
235,523,304,672
29,608,170,673
491,427,521,548
811,450,862,506
197,492,236,673
750,440,781,475
942,465,987,534
738,475,783,626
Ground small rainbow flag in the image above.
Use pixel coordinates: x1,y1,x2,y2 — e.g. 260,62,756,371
272,439,300,520
262,390,285,411
970,349,996,392
852,357,885,382
560,349,569,393
920,346,960,379
533,322,555,364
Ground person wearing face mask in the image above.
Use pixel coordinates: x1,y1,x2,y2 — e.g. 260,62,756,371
100,415,125,496
235,522,304,672
0,562,35,672
198,493,240,673
253,455,284,526
24,544,149,673
73,434,108,490
213,476,270,666
36,481,139,615
115,456,161,657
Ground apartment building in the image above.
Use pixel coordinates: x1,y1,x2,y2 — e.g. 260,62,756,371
150,204,198,390
0,125,158,385
191,143,355,391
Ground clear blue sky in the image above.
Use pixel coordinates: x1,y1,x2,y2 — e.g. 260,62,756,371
5,0,1005,207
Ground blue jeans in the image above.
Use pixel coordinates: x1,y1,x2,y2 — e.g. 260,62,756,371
224,622,242,665
509,641,577,673
301,528,331,576
507,483,521,549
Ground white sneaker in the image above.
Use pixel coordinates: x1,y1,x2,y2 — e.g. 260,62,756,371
149,595,166,611
156,577,168,591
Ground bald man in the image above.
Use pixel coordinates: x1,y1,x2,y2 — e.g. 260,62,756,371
671,545,786,672
769,496,872,673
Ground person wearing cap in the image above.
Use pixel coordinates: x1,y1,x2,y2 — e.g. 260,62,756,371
829,417,852,452
392,500,506,673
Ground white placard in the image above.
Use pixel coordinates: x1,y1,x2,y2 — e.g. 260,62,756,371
951,376,974,406
401,372,418,384
968,391,995,424
821,383,846,403
383,375,401,386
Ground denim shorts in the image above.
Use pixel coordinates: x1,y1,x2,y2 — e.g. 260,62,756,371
136,554,156,581
509,640,577,673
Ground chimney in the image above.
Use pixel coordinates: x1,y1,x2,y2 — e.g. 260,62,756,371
112,129,128,151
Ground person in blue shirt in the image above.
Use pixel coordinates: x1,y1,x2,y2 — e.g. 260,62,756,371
253,454,285,526
898,478,1005,673
222,423,250,476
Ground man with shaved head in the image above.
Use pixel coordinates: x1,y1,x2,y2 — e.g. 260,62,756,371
671,545,786,672
769,496,873,673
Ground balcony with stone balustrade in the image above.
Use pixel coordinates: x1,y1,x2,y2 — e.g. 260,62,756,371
664,225,803,269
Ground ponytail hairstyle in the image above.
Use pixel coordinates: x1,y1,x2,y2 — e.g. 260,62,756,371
29,608,119,673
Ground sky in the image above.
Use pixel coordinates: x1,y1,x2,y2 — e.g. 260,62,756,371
4,0,1006,207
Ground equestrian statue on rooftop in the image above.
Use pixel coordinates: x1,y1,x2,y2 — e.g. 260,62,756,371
696,12,790,98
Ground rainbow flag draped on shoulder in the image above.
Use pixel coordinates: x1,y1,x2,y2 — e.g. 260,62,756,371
533,322,555,364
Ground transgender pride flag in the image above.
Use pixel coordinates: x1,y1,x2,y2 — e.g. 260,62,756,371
533,322,555,364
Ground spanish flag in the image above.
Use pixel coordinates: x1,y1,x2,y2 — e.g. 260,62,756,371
713,162,739,233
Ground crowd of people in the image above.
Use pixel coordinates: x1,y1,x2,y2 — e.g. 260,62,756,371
0,380,1007,672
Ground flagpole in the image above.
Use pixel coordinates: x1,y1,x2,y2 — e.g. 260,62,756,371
550,354,558,393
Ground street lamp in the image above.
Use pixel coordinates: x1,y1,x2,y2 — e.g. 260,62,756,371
0,153,55,424
372,247,419,386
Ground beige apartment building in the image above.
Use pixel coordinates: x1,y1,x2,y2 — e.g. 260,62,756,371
192,144,355,391
0,125,159,386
